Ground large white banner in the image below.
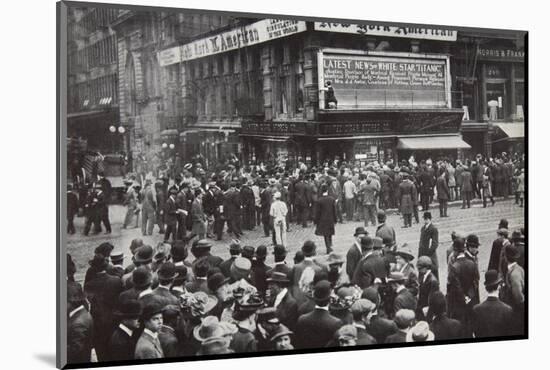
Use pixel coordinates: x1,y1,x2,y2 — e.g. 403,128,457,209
314,22,457,41
159,19,307,67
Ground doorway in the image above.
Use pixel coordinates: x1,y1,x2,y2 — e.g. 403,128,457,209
486,82,507,120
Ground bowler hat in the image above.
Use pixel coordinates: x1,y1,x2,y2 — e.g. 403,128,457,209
269,324,293,342
273,244,287,257
256,245,268,258
466,234,480,247
230,257,252,281
134,245,154,264
158,262,176,280
327,252,345,265
452,237,466,252
266,272,291,285
360,236,373,250
173,265,188,284
242,246,255,260
229,241,242,254
497,228,509,237
423,212,432,220
417,256,432,269
373,237,384,250
95,242,115,258
313,280,332,302
498,219,509,230
354,227,368,237
505,244,521,261
484,269,502,289
141,301,164,321
129,239,144,255
207,272,230,292
132,266,152,289
377,210,387,222
301,240,317,257
114,299,142,319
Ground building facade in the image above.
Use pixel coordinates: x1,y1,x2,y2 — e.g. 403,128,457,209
111,10,526,171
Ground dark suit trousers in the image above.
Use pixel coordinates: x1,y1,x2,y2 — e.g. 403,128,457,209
438,199,448,217
164,222,177,242
230,212,242,236
255,206,262,227
295,204,308,227
67,214,76,234
214,213,224,240
176,216,187,240
420,192,430,211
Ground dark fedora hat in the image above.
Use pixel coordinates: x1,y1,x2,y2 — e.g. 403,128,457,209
313,280,332,302
373,237,384,250
422,211,432,220
484,269,502,288
129,238,144,255
95,242,115,258
134,245,154,264
229,241,242,254
266,272,290,285
354,227,368,237
132,266,153,289
360,236,373,250
242,246,255,260
114,299,142,320
207,272,230,292
158,262,176,280
171,240,188,261
505,243,521,261
89,254,108,271
302,240,317,257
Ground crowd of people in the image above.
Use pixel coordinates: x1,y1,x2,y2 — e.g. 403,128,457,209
68,152,525,253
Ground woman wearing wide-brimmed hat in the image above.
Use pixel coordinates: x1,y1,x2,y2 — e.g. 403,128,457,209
391,244,419,296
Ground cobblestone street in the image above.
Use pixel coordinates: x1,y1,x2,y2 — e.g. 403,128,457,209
68,198,524,299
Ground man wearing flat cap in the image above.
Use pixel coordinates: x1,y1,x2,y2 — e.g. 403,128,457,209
385,309,415,343
135,301,165,359
472,270,513,338
295,280,343,349
267,272,299,331
350,299,377,345
108,299,142,361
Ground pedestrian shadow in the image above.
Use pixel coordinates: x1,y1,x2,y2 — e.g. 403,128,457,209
34,353,56,366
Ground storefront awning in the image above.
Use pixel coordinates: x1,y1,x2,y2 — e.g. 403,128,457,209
396,135,471,150
494,123,524,139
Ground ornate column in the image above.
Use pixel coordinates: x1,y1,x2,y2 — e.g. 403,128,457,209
261,45,273,121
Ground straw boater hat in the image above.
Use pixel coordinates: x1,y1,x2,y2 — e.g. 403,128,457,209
193,316,224,342
406,321,435,342
230,257,252,281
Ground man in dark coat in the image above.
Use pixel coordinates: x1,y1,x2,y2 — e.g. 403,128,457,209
293,176,310,228
289,241,328,306
266,244,292,278
473,270,514,338
416,256,439,319
154,180,166,234
362,287,397,343
387,272,417,318
192,240,223,270
220,242,241,278
350,299,377,345
315,184,337,254
224,182,243,238
500,244,525,335
419,165,435,211
260,182,274,237
163,188,180,242
446,238,479,338
240,180,256,231
295,281,343,349
418,212,439,280
108,299,141,361
460,165,474,208
67,184,79,234
158,305,180,358
251,245,271,295
436,171,450,217
427,291,462,341
185,258,210,294
352,236,388,289
346,227,366,280
267,272,299,331
67,282,93,364
397,175,417,228
375,211,396,248
135,302,165,359
488,228,509,273
84,254,123,361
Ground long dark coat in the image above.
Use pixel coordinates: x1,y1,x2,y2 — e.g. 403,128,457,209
315,194,337,237
398,180,416,215
418,223,440,274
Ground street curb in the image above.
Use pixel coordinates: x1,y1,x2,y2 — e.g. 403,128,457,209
382,196,519,215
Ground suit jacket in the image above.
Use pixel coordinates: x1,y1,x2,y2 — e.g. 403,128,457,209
394,287,418,314
314,195,337,237
436,176,450,200
501,263,525,310
251,260,271,294
108,325,137,361
461,171,474,192
355,325,377,345
159,325,180,358
418,223,439,270
275,290,299,331
447,256,480,320
164,196,178,225
67,308,93,364
293,180,310,207
367,314,397,344
346,242,362,280
488,237,506,273
150,286,180,307
352,253,388,289
430,314,462,341
84,272,123,333
417,271,440,311
295,308,343,349
384,330,407,344
376,224,396,247
473,297,513,338
141,186,157,213
135,330,164,359
231,327,257,353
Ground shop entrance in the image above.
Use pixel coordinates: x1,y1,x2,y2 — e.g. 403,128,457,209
486,82,507,120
